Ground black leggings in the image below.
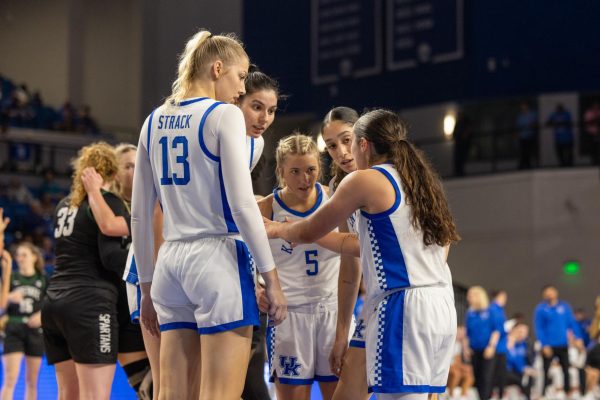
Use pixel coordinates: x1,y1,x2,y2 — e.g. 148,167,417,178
493,353,507,398
472,350,496,400
542,346,570,394
242,313,270,400
506,371,533,400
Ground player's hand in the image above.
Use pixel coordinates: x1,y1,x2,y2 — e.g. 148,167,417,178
1,250,12,278
256,285,270,313
329,337,349,377
81,167,104,194
483,345,495,359
262,216,281,239
266,284,287,326
542,346,553,358
7,290,23,304
0,208,10,235
140,285,160,338
26,312,42,328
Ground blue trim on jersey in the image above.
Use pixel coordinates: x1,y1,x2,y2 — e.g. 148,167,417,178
159,322,197,332
361,166,401,219
236,240,259,326
371,385,447,394
315,375,339,382
276,377,315,385
266,324,276,381
376,292,405,391
130,283,142,323
147,109,157,155
349,340,366,348
369,217,410,289
178,97,208,106
124,254,138,285
273,184,323,218
198,318,258,334
198,101,224,162
249,137,255,169
218,163,239,233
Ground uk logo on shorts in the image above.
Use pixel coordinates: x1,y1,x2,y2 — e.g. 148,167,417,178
353,319,366,339
279,356,301,376
98,314,112,353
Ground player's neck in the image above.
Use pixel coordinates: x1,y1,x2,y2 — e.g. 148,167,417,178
280,186,318,213
185,81,215,100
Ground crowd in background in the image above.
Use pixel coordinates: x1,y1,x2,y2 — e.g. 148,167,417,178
0,74,100,135
454,286,600,400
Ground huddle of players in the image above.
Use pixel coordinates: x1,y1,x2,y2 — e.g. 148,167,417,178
40,30,459,400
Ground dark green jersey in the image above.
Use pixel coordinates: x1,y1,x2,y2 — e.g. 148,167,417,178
7,271,47,320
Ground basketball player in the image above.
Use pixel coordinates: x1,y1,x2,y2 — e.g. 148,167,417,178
319,107,371,400
41,142,125,399
257,134,347,400
130,30,286,399
264,109,459,400
237,66,280,400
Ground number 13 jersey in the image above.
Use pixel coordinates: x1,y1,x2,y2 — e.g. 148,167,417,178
269,184,340,307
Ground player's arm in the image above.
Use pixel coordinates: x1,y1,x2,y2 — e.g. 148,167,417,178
0,250,12,310
131,116,160,336
217,105,286,324
96,194,130,277
315,232,359,258
265,171,368,244
81,167,130,237
330,221,362,375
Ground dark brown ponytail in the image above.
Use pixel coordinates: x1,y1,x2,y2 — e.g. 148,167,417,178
354,109,460,246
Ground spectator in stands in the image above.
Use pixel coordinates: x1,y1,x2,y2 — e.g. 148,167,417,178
453,111,472,176
516,102,538,169
535,284,584,397
447,325,474,400
506,323,535,400
38,168,64,203
546,104,575,167
490,290,508,399
583,100,600,166
77,105,100,135
466,286,501,400
6,178,36,206
56,101,77,132
583,296,600,400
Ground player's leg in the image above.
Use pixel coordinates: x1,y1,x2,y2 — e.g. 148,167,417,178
24,356,43,400
158,328,200,399
141,326,161,400
275,382,312,400
54,360,79,400
74,363,116,400
1,352,24,400
200,326,252,399
332,346,370,400
318,381,338,400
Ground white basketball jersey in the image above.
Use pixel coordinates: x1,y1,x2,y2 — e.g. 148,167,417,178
270,184,340,306
144,98,240,240
247,135,264,172
357,164,452,304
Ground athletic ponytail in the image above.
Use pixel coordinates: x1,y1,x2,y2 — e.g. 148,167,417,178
165,30,248,107
354,109,460,247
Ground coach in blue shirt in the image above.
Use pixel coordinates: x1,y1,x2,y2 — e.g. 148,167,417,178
466,286,502,400
490,290,508,399
534,285,583,395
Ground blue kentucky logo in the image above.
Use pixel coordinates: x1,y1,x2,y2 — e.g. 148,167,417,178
281,241,293,255
279,356,302,376
353,320,366,339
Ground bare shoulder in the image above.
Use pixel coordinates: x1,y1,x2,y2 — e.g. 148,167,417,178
257,194,274,218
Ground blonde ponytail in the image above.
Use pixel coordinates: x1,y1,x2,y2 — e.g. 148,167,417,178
165,30,248,106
